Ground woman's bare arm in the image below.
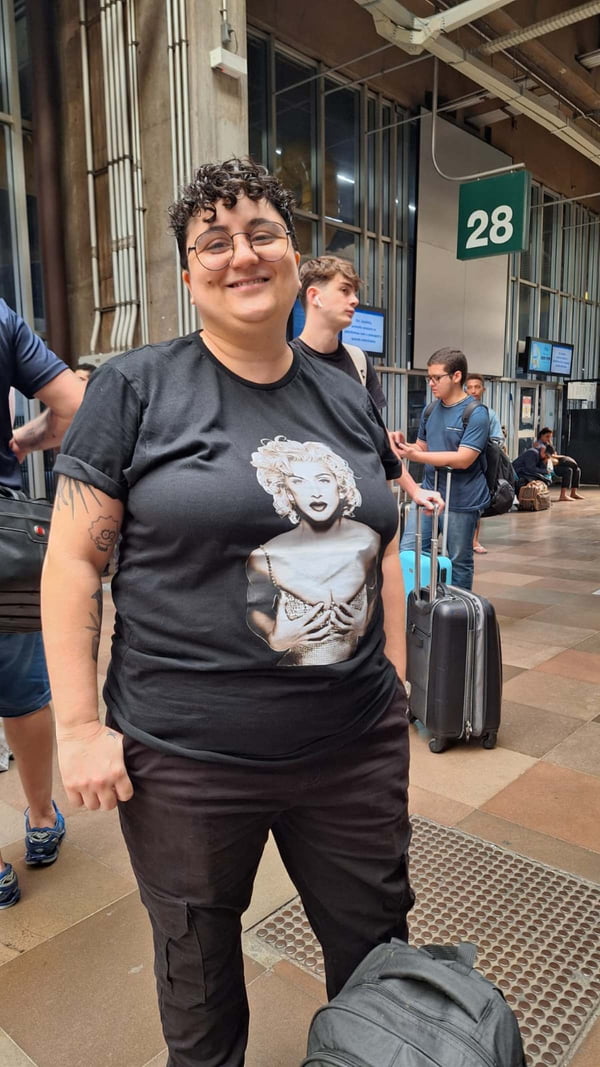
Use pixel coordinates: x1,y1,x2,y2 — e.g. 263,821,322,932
380,528,406,682
41,475,132,811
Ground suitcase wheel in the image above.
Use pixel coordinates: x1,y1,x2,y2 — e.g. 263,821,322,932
428,737,448,754
482,731,498,750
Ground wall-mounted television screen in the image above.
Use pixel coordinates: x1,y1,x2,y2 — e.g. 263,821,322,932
526,337,552,375
289,301,386,356
342,306,386,355
550,342,573,377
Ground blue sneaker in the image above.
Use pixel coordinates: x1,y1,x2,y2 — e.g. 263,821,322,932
24,801,66,866
0,864,20,908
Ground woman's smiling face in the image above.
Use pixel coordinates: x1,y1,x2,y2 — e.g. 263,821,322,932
182,194,300,333
285,461,341,524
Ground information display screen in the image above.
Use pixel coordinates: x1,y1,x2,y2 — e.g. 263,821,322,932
342,306,386,354
550,343,573,376
526,338,552,375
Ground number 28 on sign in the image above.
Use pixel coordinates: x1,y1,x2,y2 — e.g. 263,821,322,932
457,171,531,261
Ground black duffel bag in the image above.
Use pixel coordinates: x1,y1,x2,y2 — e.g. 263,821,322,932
303,940,526,1067
0,486,52,633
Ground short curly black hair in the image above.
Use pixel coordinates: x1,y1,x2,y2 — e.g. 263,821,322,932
168,158,298,269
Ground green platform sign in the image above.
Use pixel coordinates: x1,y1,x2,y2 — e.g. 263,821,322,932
457,170,531,261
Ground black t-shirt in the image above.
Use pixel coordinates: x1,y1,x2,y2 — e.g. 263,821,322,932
55,334,401,764
290,337,387,411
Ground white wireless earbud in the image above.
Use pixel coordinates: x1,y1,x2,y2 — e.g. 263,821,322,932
315,295,323,308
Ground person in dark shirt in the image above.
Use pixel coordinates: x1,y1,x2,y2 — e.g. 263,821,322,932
0,300,83,909
512,444,553,490
534,427,583,502
293,255,443,514
41,160,413,1065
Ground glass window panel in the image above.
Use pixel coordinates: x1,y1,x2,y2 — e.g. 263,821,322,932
539,291,556,340
367,236,376,305
520,185,538,282
541,195,558,289
23,131,44,327
381,105,391,237
325,225,357,264
0,128,17,308
247,36,268,166
275,54,316,214
15,6,32,124
518,284,533,341
324,80,359,226
558,296,571,341
382,241,390,315
561,205,573,293
293,217,316,259
367,98,376,232
587,223,599,302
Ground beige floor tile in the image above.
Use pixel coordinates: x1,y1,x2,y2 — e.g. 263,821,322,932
482,762,600,852
568,1017,600,1067
500,638,566,669
498,617,597,648
456,811,600,882
575,632,600,654
484,597,545,619
0,798,25,849
0,840,134,954
408,729,536,807
64,808,136,884
530,604,600,629
0,891,165,1067
242,833,296,931
0,1030,36,1066
246,969,323,1067
502,671,600,720
273,959,325,999
141,1054,167,1067
0,942,21,966
408,784,473,826
501,665,525,681
475,571,543,586
543,721,600,778
497,701,579,758
534,648,600,684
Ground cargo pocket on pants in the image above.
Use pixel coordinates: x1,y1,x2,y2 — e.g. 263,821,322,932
139,883,207,1008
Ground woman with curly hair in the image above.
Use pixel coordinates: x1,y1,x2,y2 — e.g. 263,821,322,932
41,158,412,1066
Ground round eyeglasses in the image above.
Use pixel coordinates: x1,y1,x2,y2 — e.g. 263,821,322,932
187,221,291,271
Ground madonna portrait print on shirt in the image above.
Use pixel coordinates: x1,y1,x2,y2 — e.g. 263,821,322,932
246,436,381,666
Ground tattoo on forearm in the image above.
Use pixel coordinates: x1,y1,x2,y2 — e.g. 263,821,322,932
89,515,118,553
85,586,103,662
55,476,101,518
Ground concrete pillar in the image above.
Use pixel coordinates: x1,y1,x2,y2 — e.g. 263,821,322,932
187,0,249,166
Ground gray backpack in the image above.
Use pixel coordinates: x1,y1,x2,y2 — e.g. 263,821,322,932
302,940,526,1067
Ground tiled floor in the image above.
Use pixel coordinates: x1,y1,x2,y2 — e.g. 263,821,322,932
1,489,599,1067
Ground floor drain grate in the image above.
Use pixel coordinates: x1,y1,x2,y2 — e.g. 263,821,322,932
251,816,600,1067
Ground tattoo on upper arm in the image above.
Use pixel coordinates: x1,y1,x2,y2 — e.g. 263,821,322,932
89,515,119,553
85,586,103,662
55,476,101,517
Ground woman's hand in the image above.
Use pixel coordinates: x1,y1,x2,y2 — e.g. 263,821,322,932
331,595,369,637
57,720,134,811
268,592,332,652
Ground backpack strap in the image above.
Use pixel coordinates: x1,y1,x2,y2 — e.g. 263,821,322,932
343,344,368,386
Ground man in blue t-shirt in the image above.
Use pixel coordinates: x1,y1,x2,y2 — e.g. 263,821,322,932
397,347,490,590
0,299,84,908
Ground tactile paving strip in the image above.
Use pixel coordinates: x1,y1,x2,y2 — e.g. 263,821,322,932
251,816,600,1067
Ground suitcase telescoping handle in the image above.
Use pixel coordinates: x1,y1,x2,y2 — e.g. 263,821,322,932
415,502,441,603
434,467,452,559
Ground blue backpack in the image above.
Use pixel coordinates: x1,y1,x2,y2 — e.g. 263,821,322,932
303,940,526,1067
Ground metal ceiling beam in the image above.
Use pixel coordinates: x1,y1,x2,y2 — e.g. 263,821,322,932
354,0,600,167
354,0,518,54
477,1,600,56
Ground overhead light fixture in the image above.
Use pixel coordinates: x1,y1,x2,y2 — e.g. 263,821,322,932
577,49,600,70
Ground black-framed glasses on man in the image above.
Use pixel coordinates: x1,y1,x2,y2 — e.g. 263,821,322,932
187,221,291,271
427,373,452,384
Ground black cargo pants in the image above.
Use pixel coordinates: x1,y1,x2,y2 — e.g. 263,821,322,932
115,686,413,1067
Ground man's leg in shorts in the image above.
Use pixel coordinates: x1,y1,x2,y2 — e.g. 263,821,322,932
0,633,56,873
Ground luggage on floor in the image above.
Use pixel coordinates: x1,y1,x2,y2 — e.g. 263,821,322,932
302,939,526,1067
405,505,502,753
0,486,52,633
518,479,551,511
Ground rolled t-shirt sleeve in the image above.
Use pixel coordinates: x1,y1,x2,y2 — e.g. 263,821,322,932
461,406,489,454
54,361,143,500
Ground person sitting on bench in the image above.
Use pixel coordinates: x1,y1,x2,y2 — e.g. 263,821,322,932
534,427,583,502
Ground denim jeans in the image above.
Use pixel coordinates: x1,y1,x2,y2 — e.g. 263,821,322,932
400,503,480,591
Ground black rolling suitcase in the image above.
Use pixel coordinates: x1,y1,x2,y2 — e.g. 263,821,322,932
406,501,502,753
